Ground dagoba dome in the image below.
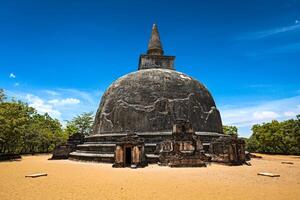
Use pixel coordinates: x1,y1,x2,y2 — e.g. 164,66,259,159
93,24,223,135
69,24,227,164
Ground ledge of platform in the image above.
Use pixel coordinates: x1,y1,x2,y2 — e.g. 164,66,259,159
86,131,224,138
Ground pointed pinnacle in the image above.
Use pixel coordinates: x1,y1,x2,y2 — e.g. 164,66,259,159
147,24,164,55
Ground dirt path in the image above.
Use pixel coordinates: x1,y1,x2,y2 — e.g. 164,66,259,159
0,154,299,200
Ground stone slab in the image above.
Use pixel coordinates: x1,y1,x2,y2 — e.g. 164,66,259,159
281,161,294,165
25,173,47,178
257,172,280,177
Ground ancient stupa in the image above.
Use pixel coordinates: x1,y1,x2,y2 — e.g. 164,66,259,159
70,24,225,163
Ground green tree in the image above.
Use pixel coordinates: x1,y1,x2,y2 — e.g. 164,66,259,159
24,113,65,153
64,122,78,136
0,101,35,154
65,112,94,136
247,115,300,155
0,89,6,102
0,88,67,154
223,125,238,136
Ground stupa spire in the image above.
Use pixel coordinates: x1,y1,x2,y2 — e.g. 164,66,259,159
138,24,175,70
147,24,164,55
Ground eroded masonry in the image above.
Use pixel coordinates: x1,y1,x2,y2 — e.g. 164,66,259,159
53,24,246,167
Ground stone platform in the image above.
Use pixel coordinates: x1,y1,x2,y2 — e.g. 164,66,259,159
69,131,223,163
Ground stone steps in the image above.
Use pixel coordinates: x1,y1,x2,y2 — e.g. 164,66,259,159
145,154,159,163
70,151,114,157
76,142,157,154
71,151,158,158
69,151,114,163
69,151,159,164
84,132,173,144
71,132,222,164
76,143,115,153
145,143,157,146
77,143,116,147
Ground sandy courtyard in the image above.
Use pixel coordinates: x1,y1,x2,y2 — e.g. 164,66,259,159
0,154,299,200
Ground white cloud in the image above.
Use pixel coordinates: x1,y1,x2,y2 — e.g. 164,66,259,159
6,88,101,122
253,111,280,120
9,73,16,78
48,98,80,106
44,90,59,96
14,82,20,87
26,94,61,119
239,24,300,40
47,99,59,104
283,111,297,117
238,22,300,56
57,88,101,104
220,95,300,137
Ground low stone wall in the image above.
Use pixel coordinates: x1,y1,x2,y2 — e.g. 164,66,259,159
51,145,73,160
51,132,84,160
210,136,246,165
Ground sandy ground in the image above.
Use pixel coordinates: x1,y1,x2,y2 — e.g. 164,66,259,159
0,154,299,200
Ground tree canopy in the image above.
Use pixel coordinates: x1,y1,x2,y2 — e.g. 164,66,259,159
246,115,300,155
0,99,67,154
223,125,238,136
0,89,6,102
0,89,69,154
0,89,95,155
65,112,94,136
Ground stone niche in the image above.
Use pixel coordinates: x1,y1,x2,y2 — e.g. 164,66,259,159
157,119,208,167
113,132,147,168
210,135,246,165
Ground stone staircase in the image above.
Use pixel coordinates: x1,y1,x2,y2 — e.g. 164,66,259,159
68,133,166,163
69,131,222,164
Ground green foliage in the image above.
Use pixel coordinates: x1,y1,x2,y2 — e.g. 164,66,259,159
64,122,79,136
0,101,34,154
23,113,66,153
223,125,238,136
0,89,6,102
0,89,67,154
247,115,300,155
65,112,94,136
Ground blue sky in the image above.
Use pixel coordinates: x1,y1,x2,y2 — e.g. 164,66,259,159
0,0,299,137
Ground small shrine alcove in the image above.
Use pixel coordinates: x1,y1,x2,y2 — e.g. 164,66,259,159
113,132,147,168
